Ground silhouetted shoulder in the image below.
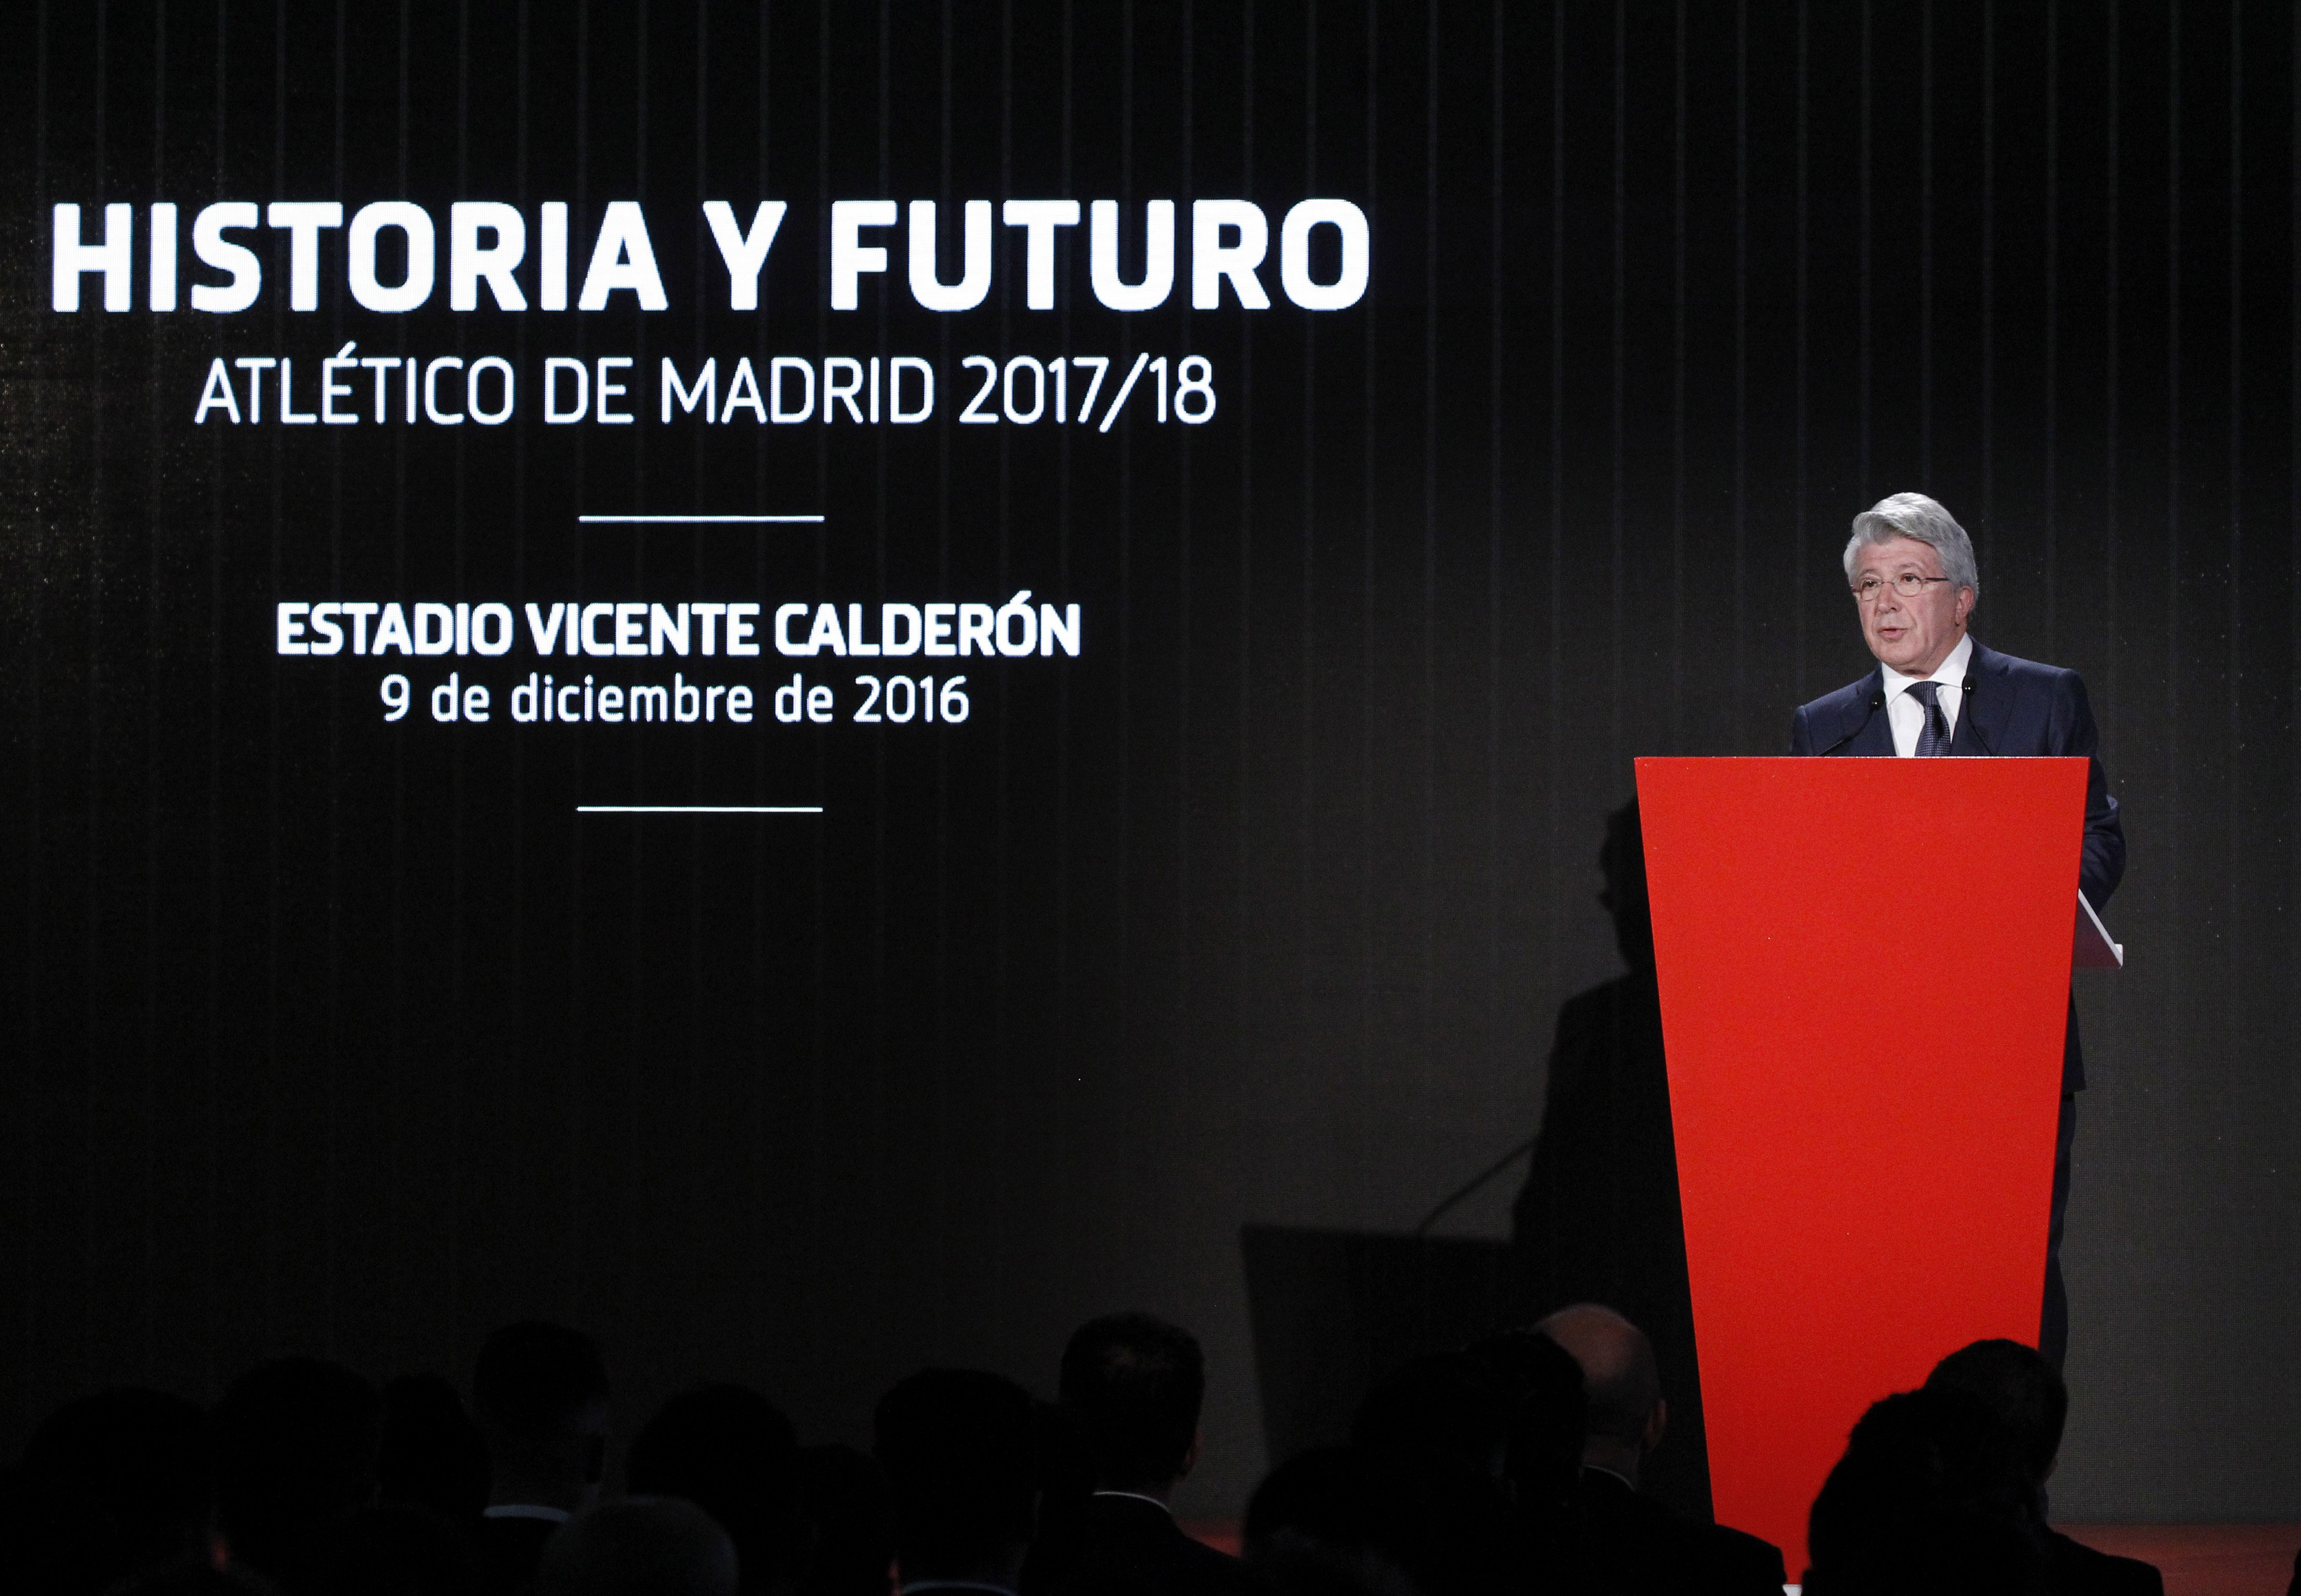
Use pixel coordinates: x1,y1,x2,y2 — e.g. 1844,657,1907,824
1539,976,1665,1106
1045,1496,1262,1596
1167,1533,1264,1596
1691,1519,1791,1595
474,1514,559,1596
1552,976,1645,1037
1565,1469,1784,1596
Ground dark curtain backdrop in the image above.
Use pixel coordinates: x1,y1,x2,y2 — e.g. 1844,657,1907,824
3,0,2296,1521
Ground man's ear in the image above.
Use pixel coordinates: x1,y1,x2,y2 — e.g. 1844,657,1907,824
1642,1398,1669,1454
1955,587,1976,628
1178,1427,1203,1483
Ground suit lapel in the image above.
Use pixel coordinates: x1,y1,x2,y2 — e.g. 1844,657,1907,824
1842,669,1893,756
1950,640,2009,755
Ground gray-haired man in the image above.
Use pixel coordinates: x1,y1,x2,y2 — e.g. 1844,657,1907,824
1789,492,2125,1367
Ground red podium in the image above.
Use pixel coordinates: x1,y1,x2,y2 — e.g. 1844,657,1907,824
1635,757,2090,1578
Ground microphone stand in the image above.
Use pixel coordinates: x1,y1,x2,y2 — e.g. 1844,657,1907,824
1413,1135,1538,1237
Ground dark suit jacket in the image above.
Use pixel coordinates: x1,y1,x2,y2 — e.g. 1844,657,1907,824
1040,1494,1260,1596
1789,640,2126,1089
1560,1467,1786,1596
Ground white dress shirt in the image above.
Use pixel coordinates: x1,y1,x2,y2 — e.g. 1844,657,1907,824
1879,632,1973,757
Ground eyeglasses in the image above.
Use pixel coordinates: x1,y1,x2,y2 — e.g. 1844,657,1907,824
1852,573,1955,600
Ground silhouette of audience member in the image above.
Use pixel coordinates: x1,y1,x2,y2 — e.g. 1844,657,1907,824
1027,1314,1255,1596
1535,1304,1785,1594
19,1388,211,1594
214,1358,383,1581
629,1384,803,1596
1346,1355,1524,1596
794,1445,894,1596
1805,1387,2045,1596
1923,1340,2163,1596
1463,1328,1589,1527
1243,1443,1502,1596
1510,800,1709,1518
874,1370,1037,1596
1241,1447,1412,1596
382,1373,493,1524
1020,1400,1096,1596
537,1498,740,1596
472,1323,613,1596
1350,1352,1511,1484
95,1569,273,1596
291,1501,485,1596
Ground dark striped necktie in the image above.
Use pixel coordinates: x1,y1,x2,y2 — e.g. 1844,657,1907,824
1908,680,1950,757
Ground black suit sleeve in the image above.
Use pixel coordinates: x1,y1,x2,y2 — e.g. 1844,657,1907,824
1788,705,1815,756
2050,670,2126,907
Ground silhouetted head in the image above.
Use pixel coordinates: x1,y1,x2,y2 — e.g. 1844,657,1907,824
873,1369,1037,1588
1350,1352,1509,1482
1923,1339,2067,1500
22,1388,211,1593
291,1501,483,1596
1464,1328,1588,1516
1597,802,1654,974
536,1497,739,1596
472,1323,610,1512
628,1385,800,1594
1532,1304,1665,1482
793,1444,892,1596
379,1373,491,1523
214,1358,382,1579
1806,1387,2041,1594
1057,1312,1205,1495
1243,1448,1411,1595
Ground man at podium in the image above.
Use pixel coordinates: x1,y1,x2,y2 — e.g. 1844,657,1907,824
1789,492,2125,1367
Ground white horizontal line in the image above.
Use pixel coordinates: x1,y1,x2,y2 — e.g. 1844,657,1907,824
577,514,825,524
577,805,824,815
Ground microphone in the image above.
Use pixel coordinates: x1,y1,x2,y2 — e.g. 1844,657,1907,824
1816,687,1884,756
1960,673,1994,753
1414,1135,1537,1236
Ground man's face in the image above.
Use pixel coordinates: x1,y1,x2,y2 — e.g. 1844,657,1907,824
1853,536,1975,677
